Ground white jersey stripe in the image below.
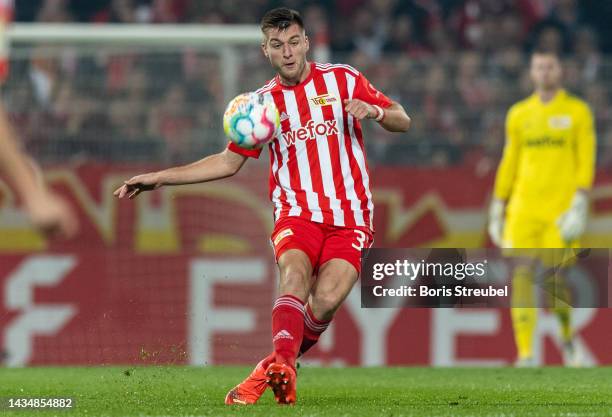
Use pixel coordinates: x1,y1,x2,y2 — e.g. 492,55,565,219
303,80,345,226
270,147,282,219
277,141,301,217
271,90,301,218
322,71,365,227
263,90,283,220
274,91,301,217
282,89,323,223
346,72,374,227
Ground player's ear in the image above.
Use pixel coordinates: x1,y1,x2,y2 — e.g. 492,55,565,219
304,34,310,53
261,42,269,58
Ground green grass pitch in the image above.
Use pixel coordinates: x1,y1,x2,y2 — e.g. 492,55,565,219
1,366,611,416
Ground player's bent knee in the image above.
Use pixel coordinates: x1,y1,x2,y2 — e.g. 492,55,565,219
279,259,311,283
281,268,309,286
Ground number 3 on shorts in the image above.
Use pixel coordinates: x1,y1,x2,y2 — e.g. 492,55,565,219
352,229,368,251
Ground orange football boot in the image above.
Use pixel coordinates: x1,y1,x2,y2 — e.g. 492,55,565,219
224,358,269,405
265,362,297,405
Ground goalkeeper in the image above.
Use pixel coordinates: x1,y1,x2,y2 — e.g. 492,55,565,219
488,49,596,366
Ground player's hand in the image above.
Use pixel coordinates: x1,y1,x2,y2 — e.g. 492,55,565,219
114,172,163,199
26,191,79,239
343,99,377,120
557,191,588,243
488,198,505,247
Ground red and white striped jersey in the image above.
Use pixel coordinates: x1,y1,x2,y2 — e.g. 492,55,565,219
227,62,392,231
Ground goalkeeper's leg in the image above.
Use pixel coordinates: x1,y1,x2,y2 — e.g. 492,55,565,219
511,264,537,365
541,247,574,346
504,214,543,366
541,234,579,366
542,269,576,365
553,303,573,345
553,302,580,367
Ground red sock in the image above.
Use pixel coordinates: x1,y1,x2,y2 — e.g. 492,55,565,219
299,304,331,356
271,294,305,368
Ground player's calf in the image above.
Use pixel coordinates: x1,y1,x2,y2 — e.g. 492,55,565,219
299,303,331,356
309,257,360,321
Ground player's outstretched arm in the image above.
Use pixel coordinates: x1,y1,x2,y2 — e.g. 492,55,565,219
114,147,248,199
0,105,78,238
343,99,411,132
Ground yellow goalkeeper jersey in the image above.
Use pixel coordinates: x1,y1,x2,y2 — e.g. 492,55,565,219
493,89,596,220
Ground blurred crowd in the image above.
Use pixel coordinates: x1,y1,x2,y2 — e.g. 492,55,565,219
6,0,612,168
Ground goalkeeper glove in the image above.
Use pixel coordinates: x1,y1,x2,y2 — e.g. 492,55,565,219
488,198,505,247
557,192,589,243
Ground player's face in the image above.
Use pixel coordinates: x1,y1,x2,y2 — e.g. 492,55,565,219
530,54,562,91
262,23,309,83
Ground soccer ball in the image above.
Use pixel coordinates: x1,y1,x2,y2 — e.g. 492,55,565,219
223,92,280,149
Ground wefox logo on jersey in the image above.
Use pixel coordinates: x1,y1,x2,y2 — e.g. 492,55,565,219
281,120,339,146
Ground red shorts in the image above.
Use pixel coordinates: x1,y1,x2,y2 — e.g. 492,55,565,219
270,216,374,274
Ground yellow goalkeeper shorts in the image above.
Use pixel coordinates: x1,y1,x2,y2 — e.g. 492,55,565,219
503,214,565,248
502,214,579,266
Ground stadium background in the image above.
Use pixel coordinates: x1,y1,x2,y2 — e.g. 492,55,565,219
1,0,611,368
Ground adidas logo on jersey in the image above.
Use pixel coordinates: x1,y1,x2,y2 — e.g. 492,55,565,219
273,330,293,341
281,120,339,146
280,112,290,122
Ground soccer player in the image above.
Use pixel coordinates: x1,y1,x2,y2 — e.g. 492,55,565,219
0,104,78,238
488,49,596,367
114,7,410,405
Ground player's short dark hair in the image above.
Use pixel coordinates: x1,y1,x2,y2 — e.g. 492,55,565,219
260,7,304,36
